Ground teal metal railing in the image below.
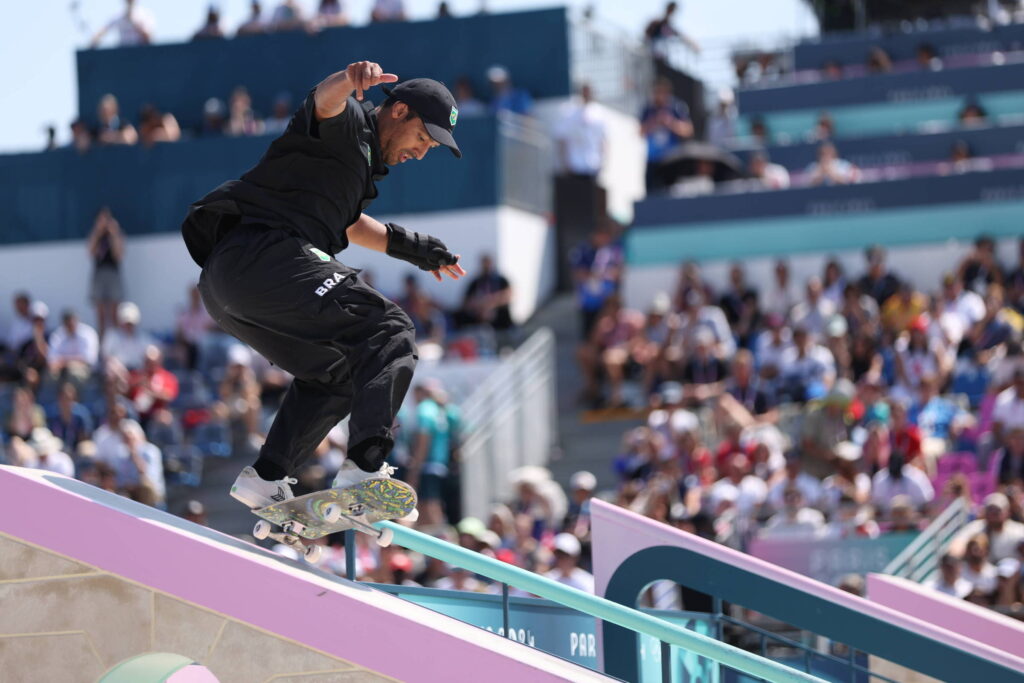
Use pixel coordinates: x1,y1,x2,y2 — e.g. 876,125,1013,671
883,497,970,583
371,521,827,683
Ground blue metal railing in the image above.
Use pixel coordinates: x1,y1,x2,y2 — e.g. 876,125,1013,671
362,522,826,683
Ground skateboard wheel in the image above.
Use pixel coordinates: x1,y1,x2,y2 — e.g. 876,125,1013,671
377,527,394,548
322,503,342,524
304,543,323,563
253,520,271,540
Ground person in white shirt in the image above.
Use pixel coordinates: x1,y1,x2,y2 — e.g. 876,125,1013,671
766,453,823,511
708,453,768,518
545,533,595,593
761,487,826,537
673,289,736,359
26,427,75,478
779,326,836,400
949,493,1024,562
754,314,793,380
806,142,860,186
103,302,157,371
893,316,950,395
871,453,934,513
554,83,607,179
748,152,790,190
992,369,1024,448
960,534,999,599
5,292,34,353
940,272,985,331
48,310,100,379
94,404,165,504
90,0,155,47
762,260,798,317
926,553,973,599
706,88,737,148
789,277,835,339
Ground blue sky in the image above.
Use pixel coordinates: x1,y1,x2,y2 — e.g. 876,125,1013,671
0,0,817,152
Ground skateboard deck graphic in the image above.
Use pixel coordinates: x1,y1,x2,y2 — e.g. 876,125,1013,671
253,478,417,540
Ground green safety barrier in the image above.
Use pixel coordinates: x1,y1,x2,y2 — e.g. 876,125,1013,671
376,521,826,683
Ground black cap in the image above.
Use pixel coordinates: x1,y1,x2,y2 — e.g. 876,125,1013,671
382,78,461,158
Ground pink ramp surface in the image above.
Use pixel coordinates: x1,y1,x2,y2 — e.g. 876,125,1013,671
588,498,1024,673
0,466,608,683
867,573,1024,656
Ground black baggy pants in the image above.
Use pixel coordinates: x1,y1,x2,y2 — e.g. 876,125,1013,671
198,223,417,475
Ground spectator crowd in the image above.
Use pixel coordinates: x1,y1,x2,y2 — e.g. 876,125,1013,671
568,229,1024,609
0,206,517,518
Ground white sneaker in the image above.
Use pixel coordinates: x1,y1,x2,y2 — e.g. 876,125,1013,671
230,466,297,509
332,460,418,522
331,459,395,489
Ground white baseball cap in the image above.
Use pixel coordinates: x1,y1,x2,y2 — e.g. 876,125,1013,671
570,470,597,491
29,301,49,320
553,533,581,556
227,344,252,367
118,301,141,325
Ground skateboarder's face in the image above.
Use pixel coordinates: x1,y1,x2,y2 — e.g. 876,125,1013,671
379,102,438,166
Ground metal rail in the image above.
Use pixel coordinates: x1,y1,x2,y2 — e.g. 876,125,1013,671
458,327,557,520
376,520,826,683
883,497,970,582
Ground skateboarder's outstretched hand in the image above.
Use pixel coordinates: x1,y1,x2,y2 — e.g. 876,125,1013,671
344,61,398,101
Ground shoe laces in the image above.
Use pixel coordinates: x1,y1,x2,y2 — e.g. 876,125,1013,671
281,476,298,487
378,464,396,478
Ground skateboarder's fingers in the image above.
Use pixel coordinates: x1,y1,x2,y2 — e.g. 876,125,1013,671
431,269,443,282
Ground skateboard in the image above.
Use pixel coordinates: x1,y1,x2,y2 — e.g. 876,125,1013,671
251,478,417,562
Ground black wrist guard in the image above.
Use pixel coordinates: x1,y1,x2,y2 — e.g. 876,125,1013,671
385,222,458,271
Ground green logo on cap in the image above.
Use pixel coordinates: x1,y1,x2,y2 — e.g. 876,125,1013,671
450,106,458,127
310,248,331,262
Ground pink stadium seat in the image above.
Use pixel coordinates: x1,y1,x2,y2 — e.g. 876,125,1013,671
935,452,978,477
968,471,997,503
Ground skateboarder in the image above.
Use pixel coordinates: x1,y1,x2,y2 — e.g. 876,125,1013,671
181,61,465,510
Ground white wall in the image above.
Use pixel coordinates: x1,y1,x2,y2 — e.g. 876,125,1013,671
0,234,201,337
0,206,556,335
623,237,1021,310
533,98,646,223
497,206,557,324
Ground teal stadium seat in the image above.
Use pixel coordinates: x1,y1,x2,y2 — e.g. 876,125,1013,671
739,90,1024,143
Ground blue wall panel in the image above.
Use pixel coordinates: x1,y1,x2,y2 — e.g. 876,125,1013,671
0,117,498,246
76,9,570,130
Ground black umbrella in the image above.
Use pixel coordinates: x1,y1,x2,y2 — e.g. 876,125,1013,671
656,141,747,184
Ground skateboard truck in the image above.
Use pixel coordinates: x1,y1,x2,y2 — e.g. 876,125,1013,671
252,504,394,564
